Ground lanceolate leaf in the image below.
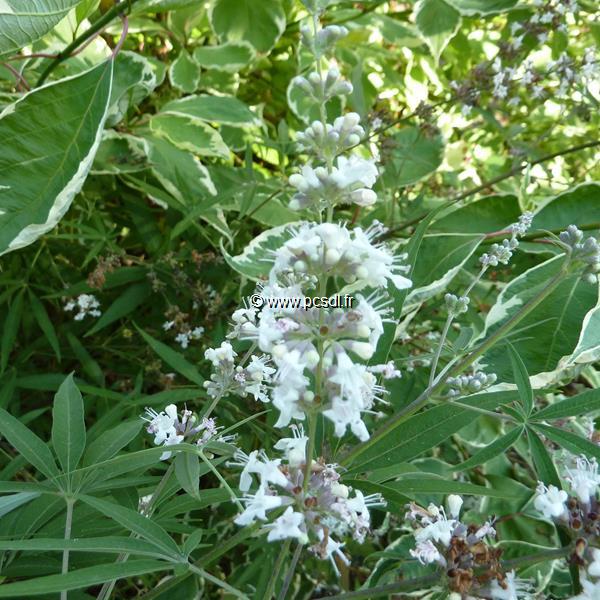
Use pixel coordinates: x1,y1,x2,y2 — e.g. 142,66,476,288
0,61,113,256
1,290,24,373
51,373,86,474
533,424,600,463
28,292,61,361
0,408,59,480
0,0,81,56
343,391,517,472
507,343,534,416
174,452,201,499
452,426,523,471
79,494,181,557
0,560,170,597
0,492,40,518
527,427,561,488
83,420,143,466
532,388,600,422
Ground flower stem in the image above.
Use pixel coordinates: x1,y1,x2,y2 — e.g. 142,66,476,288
60,499,74,600
277,542,303,600
262,539,292,600
188,563,248,599
198,449,243,511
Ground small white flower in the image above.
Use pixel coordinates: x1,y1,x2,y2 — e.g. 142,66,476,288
266,507,307,542
565,455,600,504
410,540,442,565
534,482,568,519
273,425,308,467
446,494,463,519
234,487,284,526
573,577,600,600
205,342,237,366
489,570,531,600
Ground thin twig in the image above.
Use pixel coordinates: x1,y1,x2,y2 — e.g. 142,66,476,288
1,62,30,91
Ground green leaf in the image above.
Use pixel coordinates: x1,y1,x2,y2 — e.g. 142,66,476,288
0,560,169,597
136,327,205,387
452,426,524,471
83,420,143,466
531,183,600,232
0,492,40,518
507,343,534,416
51,373,86,474
1,290,24,373
431,194,521,234
533,424,600,463
66,332,104,387
343,391,516,471
0,61,113,256
174,452,200,499
86,282,152,337
532,388,600,422
28,292,61,361
222,222,298,280
92,131,148,175
415,0,461,63
444,0,518,14
377,477,521,499
385,126,445,187
168,49,200,93
478,255,598,384
79,494,182,558
0,0,81,56
527,428,561,487
406,233,484,308
193,41,255,72
162,94,257,127
150,113,229,159
0,407,59,480
0,536,172,557
209,0,286,53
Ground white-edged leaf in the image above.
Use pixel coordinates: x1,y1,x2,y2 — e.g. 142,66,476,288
162,94,257,127
193,40,256,72
444,0,518,15
0,61,113,256
52,373,86,473
169,49,200,93
222,222,300,280
150,113,229,159
0,0,81,56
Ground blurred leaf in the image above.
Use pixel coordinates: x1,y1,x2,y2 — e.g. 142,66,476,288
415,0,461,63
1,290,24,373
168,49,200,94
209,0,286,53
28,292,61,361
162,94,257,127
193,41,256,72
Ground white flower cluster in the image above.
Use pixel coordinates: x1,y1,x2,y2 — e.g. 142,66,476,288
141,403,230,460
203,342,275,403
289,155,378,209
295,113,365,161
480,212,533,268
446,371,498,397
230,427,384,574
559,225,600,283
63,294,101,321
408,496,531,599
163,320,204,349
534,455,600,599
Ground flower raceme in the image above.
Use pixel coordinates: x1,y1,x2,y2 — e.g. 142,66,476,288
229,426,385,574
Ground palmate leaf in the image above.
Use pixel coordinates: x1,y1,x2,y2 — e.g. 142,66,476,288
0,0,81,56
0,61,113,256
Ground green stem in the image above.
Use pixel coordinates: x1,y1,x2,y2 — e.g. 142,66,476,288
60,499,74,600
198,449,243,511
188,563,248,599
341,258,570,466
36,0,141,86
277,542,303,600
262,539,292,600
303,412,318,493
